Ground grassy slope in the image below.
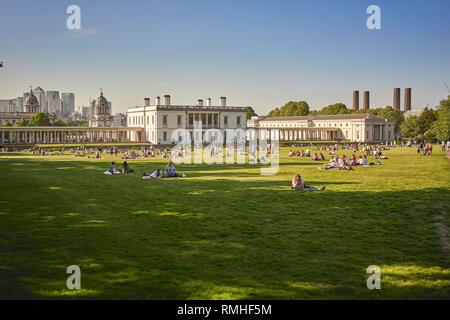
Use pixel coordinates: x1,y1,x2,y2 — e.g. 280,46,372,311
0,147,449,299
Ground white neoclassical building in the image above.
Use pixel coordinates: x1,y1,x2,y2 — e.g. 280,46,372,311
248,114,395,143
126,96,247,144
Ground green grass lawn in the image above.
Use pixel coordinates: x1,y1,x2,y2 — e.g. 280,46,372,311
0,146,449,299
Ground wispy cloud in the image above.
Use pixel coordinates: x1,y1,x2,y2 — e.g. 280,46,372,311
63,27,101,39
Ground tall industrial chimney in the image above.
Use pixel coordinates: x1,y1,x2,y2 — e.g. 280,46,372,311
144,98,150,107
404,88,411,111
155,96,161,106
353,91,359,111
363,91,370,110
393,88,400,110
197,99,203,107
164,95,171,106
220,97,226,108
206,98,211,107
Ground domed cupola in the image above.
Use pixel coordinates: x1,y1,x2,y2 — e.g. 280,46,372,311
95,89,109,115
24,88,40,113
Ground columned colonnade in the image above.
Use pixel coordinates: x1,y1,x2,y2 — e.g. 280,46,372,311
253,128,341,141
0,127,144,144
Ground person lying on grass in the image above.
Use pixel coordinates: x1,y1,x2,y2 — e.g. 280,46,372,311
121,161,134,174
164,161,186,177
291,174,325,191
142,169,162,179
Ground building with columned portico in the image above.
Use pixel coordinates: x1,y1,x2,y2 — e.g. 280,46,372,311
126,95,247,144
247,114,395,143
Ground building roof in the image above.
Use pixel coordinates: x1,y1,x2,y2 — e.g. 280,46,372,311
97,90,108,106
259,114,387,121
24,90,38,105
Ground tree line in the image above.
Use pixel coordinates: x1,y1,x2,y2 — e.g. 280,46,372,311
257,95,450,140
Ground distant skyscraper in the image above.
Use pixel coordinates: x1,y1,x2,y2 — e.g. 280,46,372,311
16,97,23,112
33,87,46,112
81,106,90,120
0,99,17,112
89,99,96,121
61,93,75,119
46,91,60,114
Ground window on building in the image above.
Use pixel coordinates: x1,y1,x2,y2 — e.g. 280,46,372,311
224,116,228,125
152,115,154,125
208,114,212,125
163,131,167,141
189,114,193,125
163,115,167,125
237,116,241,126
177,115,182,126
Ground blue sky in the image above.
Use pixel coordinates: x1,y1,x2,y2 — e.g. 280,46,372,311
0,0,449,114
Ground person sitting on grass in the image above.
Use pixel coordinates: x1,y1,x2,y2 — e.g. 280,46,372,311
291,174,325,191
122,161,134,174
312,153,319,161
338,155,353,170
350,154,357,166
109,162,116,174
164,161,185,177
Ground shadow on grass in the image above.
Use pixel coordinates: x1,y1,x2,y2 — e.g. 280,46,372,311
0,168,449,299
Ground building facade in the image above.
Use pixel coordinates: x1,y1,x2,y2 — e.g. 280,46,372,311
126,96,247,144
89,90,113,127
248,114,395,143
61,93,75,119
33,87,46,113
0,89,56,125
46,91,60,117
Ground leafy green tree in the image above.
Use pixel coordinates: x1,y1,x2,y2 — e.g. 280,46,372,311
14,118,29,127
267,107,280,117
279,101,310,116
317,103,349,115
417,107,437,135
29,112,51,126
2,120,12,126
428,95,450,141
245,106,258,120
400,116,420,138
376,106,404,134
53,120,66,126
267,101,310,117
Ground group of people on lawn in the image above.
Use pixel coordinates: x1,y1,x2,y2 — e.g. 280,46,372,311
107,160,185,178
